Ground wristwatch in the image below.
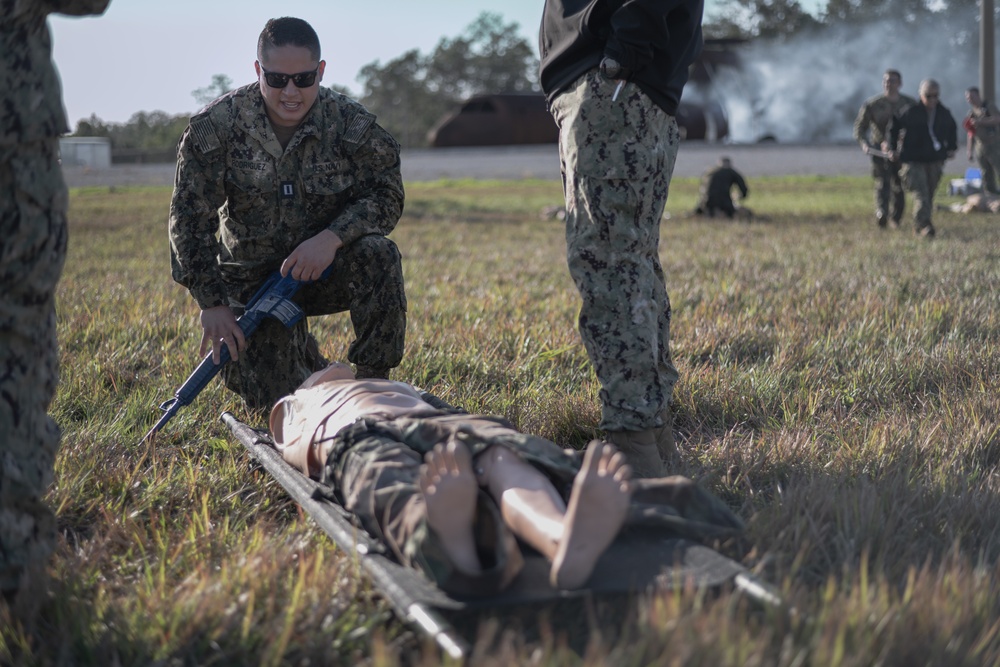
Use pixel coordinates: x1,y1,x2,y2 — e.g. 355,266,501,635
599,56,630,81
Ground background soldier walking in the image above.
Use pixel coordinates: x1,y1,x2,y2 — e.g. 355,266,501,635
854,69,917,229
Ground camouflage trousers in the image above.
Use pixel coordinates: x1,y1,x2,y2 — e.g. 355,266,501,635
974,141,1000,193
320,413,581,596
900,161,944,232
221,234,407,409
0,139,66,593
870,155,905,224
550,70,681,432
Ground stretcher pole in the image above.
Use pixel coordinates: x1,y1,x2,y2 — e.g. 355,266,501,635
221,412,470,661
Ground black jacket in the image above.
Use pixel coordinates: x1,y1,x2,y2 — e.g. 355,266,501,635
538,0,704,116
889,102,958,163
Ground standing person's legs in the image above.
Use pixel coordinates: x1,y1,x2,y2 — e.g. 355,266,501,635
0,139,66,599
976,143,999,193
652,259,679,459
888,161,906,226
872,156,892,227
902,162,936,237
550,70,679,477
981,144,1000,194
923,161,944,235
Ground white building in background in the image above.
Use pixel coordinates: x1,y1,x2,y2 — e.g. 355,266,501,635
59,136,111,168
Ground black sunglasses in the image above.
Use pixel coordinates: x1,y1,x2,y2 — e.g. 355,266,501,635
260,66,319,89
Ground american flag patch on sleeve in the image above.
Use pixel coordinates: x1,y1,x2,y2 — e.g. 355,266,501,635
191,117,222,154
344,112,376,147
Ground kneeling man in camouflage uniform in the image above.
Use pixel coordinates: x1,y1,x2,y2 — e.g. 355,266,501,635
169,17,406,409
268,363,742,595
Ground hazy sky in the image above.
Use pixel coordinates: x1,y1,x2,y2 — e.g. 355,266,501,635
49,0,825,127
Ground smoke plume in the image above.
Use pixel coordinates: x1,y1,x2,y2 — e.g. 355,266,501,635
709,14,994,143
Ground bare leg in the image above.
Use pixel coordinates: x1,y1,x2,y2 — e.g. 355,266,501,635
550,440,632,589
419,441,481,576
477,445,569,559
477,441,633,589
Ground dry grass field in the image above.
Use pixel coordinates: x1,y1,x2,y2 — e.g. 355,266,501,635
2,175,999,666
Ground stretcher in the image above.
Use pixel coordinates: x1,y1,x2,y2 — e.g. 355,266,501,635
222,412,782,660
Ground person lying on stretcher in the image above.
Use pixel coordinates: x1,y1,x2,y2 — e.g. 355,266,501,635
268,362,742,595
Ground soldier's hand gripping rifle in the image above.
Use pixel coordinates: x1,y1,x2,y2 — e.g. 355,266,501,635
141,265,331,443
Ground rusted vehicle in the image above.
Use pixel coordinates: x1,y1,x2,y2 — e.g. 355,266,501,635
675,99,728,141
427,39,741,147
427,94,559,147
427,93,729,146
427,47,740,147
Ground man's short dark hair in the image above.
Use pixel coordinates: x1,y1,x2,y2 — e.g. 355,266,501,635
258,17,321,62
968,86,981,95
885,69,902,82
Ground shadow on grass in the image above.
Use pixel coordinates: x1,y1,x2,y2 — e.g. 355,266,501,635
673,402,1000,593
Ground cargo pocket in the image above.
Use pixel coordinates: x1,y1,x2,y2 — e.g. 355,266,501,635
558,71,663,182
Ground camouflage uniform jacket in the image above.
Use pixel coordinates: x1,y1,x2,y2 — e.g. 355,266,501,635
1,0,112,146
969,101,1000,148
168,83,404,310
853,93,917,151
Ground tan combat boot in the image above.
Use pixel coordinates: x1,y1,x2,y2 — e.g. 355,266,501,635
654,405,678,461
606,428,665,478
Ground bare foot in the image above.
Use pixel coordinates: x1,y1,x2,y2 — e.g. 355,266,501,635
419,441,481,575
550,440,632,589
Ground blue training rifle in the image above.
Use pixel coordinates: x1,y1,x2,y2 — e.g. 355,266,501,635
141,266,329,443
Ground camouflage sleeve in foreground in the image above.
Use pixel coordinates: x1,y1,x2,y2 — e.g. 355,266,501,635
324,108,404,248
0,0,111,144
168,119,230,310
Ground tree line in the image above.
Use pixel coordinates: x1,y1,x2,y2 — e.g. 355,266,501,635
72,1,991,154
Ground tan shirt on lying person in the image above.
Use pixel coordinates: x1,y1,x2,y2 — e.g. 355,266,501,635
271,376,427,476
270,364,506,478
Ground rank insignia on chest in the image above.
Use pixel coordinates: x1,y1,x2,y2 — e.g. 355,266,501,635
281,181,295,199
